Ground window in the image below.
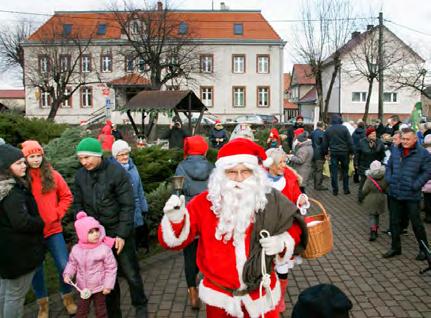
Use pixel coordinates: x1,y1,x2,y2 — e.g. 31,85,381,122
101,54,112,72
61,87,72,108
200,87,214,107
63,24,72,36
138,57,146,73
257,87,270,107
291,86,298,101
384,92,398,103
39,55,49,73
233,86,246,107
178,22,188,35
81,86,93,108
81,55,91,73
257,55,269,73
124,55,134,72
232,55,245,73
40,90,51,108
200,55,213,73
131,20,141,34
59,55,70,72
234,23,243,35
352,92,367,102
97,23,107,35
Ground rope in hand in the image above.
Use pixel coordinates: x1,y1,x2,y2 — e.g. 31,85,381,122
259,230,275,318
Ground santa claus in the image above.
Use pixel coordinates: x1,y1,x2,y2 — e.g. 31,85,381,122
158,138,307,318
265,147,309,313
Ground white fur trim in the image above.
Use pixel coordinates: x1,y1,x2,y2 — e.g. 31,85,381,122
235,236,248,290
296,193,310,215
199,278,280,318
275,232,295,266
160,210,190,248
269,176,286,192
263,157,273,168
216,154,258,168
76,151,102,157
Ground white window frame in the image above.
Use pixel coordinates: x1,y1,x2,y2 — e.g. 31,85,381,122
233,87,245,107
101,55,112,72
257,87,270,107
81,55,91,73
384,92,398,103
40,56,49,73
60,55,70,72
201,87,213,107
61,87,72,108
200,55,213,73
233,55,245,73
81,87,92,108
257,55,269,74
352,92,367,102
40,91,50,108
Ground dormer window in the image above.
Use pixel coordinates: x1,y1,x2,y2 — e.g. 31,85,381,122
131,20,141,34
97,24,107,35
63,24,72,36
233,23,243,35
178,22,188,35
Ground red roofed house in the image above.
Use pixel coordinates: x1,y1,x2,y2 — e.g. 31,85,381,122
288,64,318,123
22,4,286,124
0,90,25,113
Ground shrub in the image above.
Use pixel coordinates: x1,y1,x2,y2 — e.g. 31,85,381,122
0,112,67,146
145,182,173,237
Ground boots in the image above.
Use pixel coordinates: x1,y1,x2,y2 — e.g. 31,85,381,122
369,225,378,241
276,278,289,313
62,292,77,315
37,297,49,318
188,287,200,310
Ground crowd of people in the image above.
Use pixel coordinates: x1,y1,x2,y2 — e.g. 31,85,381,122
1,112,430,318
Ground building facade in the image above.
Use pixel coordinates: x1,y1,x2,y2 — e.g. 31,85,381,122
23,8,285,124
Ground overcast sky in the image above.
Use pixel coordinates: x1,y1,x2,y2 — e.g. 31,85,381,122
1,0,430,88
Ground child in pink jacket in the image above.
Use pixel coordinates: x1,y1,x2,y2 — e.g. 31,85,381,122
63,211,117,318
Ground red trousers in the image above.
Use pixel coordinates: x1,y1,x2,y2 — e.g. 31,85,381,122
76,292,107,318
206,304,279,318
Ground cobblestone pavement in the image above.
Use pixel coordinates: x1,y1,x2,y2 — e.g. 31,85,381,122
24,179,431,318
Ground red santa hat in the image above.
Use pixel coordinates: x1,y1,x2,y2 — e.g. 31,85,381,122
183,136,208,158
215,138,273,168
294,128,305,137
269,128,280,140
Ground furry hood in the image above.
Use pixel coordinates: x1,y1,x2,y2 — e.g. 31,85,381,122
365,166,385,179
0,178,16,201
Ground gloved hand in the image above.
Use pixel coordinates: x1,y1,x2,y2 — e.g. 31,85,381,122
163,194,186,223
259,233,286,256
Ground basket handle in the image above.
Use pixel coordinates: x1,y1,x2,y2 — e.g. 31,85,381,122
307,198,329,219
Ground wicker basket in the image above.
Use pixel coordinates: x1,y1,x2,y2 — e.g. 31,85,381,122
301,198,333,259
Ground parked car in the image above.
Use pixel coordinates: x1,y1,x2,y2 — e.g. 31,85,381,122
234,114,279,124
187,114,220,125
286,117,314,125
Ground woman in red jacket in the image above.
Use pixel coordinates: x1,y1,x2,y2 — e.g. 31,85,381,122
21,140,77,318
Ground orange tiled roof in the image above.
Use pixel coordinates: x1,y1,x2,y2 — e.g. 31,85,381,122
283,100,297,110
0,89,25,99
292,64,315,85
109,74,150,86
28,11,281,42
283,73,291,91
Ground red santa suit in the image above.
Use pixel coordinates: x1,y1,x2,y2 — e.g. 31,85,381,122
158,138,305,318
268,167,303,205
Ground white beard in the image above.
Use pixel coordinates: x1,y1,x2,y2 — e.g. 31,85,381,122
214,176,260,245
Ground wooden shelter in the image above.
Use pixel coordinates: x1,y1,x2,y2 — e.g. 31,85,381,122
122,90,207,138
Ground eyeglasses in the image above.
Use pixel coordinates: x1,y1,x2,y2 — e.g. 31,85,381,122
116,153,129,158
225,168,253,179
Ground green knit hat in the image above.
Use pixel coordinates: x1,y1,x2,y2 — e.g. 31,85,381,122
76,138,103,157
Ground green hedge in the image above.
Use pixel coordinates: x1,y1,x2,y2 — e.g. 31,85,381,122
0,112,67,146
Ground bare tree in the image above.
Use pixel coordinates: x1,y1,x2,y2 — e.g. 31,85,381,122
388,61,430,99
0,19,35,86
293,0,357,122
344,26,406,121
24,20,101,120
110,0,201,90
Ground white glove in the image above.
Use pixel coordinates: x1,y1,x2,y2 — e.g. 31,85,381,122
163,195,186,223
259,233,286,256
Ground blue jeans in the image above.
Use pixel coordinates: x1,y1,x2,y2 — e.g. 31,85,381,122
0,270,35,318
32,233,71,299
329,153,350,193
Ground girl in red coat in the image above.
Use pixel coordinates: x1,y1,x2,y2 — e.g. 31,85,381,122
21,140,77,317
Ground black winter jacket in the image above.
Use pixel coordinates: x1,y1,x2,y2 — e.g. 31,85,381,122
161,126,190,149
73,159,135,239
352,127,365,152
322,116,353,155
175,155,214,203
310,128,325,160
0,179,45,279
208,128,228,149
354,138,385,175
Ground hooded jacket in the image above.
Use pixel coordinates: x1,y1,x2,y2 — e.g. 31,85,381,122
28,167,73,238
0,178,45,279
289,140,313,186
97,126,115,152
352,127,365,152
361,166,388,212
175,155,214,203
310,128,325,160
63,212,117,293
322,115,353,155
73,159,135,239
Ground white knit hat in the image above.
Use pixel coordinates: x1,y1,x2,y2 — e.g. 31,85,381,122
369,160,382,172
112,140,131,157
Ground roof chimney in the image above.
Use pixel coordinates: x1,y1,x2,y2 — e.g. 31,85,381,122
157,1,163,11
220,2,229,10
367,24,374,31
351,31,360,39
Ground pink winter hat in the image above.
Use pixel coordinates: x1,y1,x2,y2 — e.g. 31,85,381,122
74,211,102,244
